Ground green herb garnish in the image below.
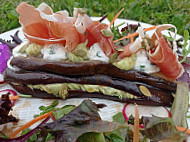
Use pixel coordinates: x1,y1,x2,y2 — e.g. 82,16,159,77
34,100,59,118
180,30,190,63
49,46,55,55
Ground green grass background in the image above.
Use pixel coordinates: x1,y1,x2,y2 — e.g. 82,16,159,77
0,0,190,34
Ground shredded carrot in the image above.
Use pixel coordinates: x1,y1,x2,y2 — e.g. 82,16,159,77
176,127,190,135
9,111,53,138
128,33,134,43
9,95,20,100
133,104,139,142
110,8,124,27
0,96,20,100
113,25,157,43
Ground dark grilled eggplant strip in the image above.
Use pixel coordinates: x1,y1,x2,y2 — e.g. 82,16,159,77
10,56,176,91
5,69,174,105
10,83,173,106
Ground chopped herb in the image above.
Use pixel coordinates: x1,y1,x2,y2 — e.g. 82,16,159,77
0,131,9,138
96,52,101,57
180,30,190,63
140,65,145,68
140,65,145,71
84,31,88,36
49,46,55,55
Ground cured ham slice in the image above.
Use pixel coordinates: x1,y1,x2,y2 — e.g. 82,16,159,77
37,3,53,15
148,25,184,79
87,21,115,56
16,2,50,39
16,2,79,49
49,22,79,51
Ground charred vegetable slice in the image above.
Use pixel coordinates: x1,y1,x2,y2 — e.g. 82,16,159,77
10,56,176,91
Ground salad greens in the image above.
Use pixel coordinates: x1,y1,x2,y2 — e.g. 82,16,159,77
180,30,190,63
143,116,187,142
1,97,189,142
34,100,59,118
0,93,18,125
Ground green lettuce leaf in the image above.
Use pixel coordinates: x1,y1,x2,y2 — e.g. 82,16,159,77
39,99,122,142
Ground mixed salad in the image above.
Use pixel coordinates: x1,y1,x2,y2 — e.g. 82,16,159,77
0,2,190,142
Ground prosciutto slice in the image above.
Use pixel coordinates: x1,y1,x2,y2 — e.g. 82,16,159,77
148,24,184,79
16,2,79,49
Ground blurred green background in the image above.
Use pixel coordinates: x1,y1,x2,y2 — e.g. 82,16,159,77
0,0,190,34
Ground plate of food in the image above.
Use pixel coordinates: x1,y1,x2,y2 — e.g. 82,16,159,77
0,2,190,142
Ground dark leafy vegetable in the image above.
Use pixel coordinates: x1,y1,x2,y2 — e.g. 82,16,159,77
0,30,22,50
39,99,122,142
0,93,18,125
177,63,190,88
21,128,40,142
104,112,128,142
78,132,106,142
99,13,108,22
104,127,128,142
143,116,187,142
112,23,140,47
170,82,189,128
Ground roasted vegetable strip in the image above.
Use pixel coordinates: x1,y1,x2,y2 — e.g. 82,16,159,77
10,83,171,106
5,69,174,106
10,56,176,91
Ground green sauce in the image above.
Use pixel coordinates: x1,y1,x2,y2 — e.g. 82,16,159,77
28,83,137,100
113,54,136,71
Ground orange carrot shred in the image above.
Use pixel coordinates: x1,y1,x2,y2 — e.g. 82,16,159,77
176,127,190,135
110,8,124,27
133,104,139,142
113,25,157,43
9,111,53,138
9,95,20,100
0,96,20,100
128,33,134,43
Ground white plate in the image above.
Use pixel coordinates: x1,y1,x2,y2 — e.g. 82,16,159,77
0,17,189,135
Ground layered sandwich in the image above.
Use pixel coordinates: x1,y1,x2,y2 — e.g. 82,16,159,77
3,2,185,106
